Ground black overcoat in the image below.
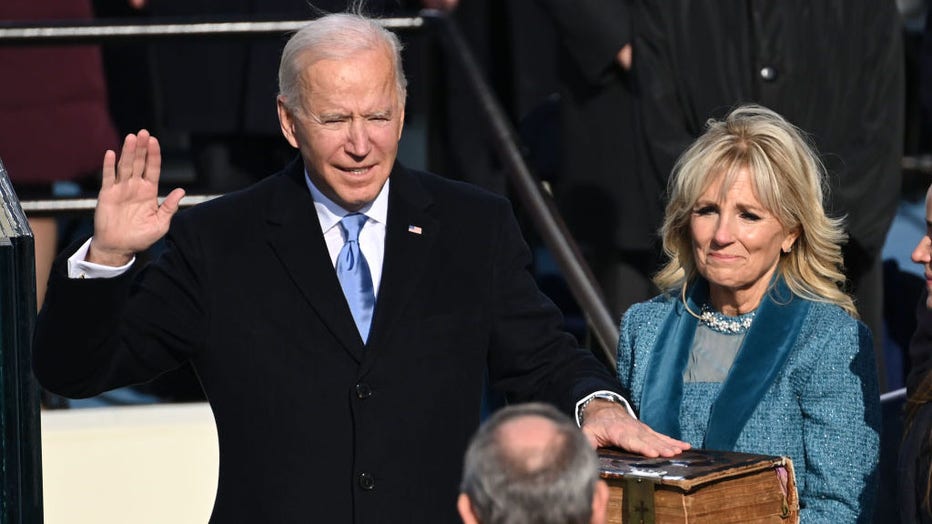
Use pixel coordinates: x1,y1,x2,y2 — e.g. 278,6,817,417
33,159,621,523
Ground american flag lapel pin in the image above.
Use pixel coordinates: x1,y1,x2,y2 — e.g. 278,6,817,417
407,224,423,235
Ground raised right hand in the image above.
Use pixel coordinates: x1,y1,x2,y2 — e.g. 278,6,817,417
88,130,185,266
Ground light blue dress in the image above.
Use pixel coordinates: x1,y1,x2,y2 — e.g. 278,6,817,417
617,278,880,523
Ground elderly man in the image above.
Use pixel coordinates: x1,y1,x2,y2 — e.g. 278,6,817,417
33,12,685,523
458,403,610,524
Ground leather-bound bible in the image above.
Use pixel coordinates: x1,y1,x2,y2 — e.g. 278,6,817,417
598,448,798,523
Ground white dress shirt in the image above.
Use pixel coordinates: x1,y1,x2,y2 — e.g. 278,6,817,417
305,172,387,296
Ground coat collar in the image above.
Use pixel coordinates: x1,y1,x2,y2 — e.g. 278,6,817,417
639,276,810,449
264,159,437,365
360,162,438,374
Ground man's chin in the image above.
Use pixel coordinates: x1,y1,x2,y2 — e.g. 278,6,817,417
336,191,378,212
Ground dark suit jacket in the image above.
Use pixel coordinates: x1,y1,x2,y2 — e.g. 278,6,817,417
33,159,622,523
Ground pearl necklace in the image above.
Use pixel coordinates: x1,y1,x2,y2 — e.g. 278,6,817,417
699,304,755,334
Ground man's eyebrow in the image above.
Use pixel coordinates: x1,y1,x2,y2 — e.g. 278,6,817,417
310,111,349,122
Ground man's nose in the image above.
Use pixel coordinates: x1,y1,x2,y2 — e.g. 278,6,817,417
912,236,932,264
345,119,371,157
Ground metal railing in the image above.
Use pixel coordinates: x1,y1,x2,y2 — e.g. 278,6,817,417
0,16,424,44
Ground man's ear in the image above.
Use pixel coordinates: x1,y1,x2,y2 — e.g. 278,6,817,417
397,108,405,141
457,493,480,524
590,480,610,524
277,96,299,149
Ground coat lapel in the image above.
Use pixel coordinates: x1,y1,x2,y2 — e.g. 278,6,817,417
361,164,437,372
265,160,365,362
639,277,809,450
704,278,810,450
639,282,705,438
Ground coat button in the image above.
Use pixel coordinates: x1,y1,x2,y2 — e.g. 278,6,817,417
358,472,375,490
355,383,372,399
759,66,778,81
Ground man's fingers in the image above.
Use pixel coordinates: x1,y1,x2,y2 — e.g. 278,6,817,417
132,129,150,178
101,150,117,190
583,416,690,458
159,188,186,221
143,135,162,182
116,133,137,183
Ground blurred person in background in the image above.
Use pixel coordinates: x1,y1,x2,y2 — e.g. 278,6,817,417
535,0,657,327
0,0,119,308
901,182,932,524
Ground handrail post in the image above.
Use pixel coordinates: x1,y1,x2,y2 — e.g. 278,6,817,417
0,159,44,523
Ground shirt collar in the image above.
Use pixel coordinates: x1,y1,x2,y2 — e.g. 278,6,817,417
304,170,390,233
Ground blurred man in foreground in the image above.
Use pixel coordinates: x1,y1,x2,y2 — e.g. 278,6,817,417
458,403,609,524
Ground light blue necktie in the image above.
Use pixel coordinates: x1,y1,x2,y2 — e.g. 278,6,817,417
336,213,375,343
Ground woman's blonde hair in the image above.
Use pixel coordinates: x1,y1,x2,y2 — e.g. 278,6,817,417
653,104,856,317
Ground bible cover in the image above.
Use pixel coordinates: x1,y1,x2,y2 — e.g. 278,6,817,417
598,448,798,524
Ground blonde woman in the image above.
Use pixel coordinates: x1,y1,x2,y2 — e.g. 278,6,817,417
617,105,880,522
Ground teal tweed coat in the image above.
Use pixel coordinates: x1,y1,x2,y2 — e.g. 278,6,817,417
617,280,880,523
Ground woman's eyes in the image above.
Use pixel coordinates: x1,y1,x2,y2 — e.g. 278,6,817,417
693,206,763,221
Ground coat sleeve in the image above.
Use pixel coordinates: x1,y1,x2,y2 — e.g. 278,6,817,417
33,214,206,398
484,197,624,416
536,0,632,86
797,319,880,522
615,307,638,405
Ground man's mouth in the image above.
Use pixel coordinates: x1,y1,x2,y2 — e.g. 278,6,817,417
341,166,372,175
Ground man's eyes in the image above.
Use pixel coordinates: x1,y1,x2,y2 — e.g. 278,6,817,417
318,115,392,125
318,116,348,125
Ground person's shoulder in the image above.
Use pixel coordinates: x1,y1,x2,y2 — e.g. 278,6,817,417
405,167,508,207
175,162,297,225
796,299,868,355
802,300,861,332
622,293,675,327
632,293,675,311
